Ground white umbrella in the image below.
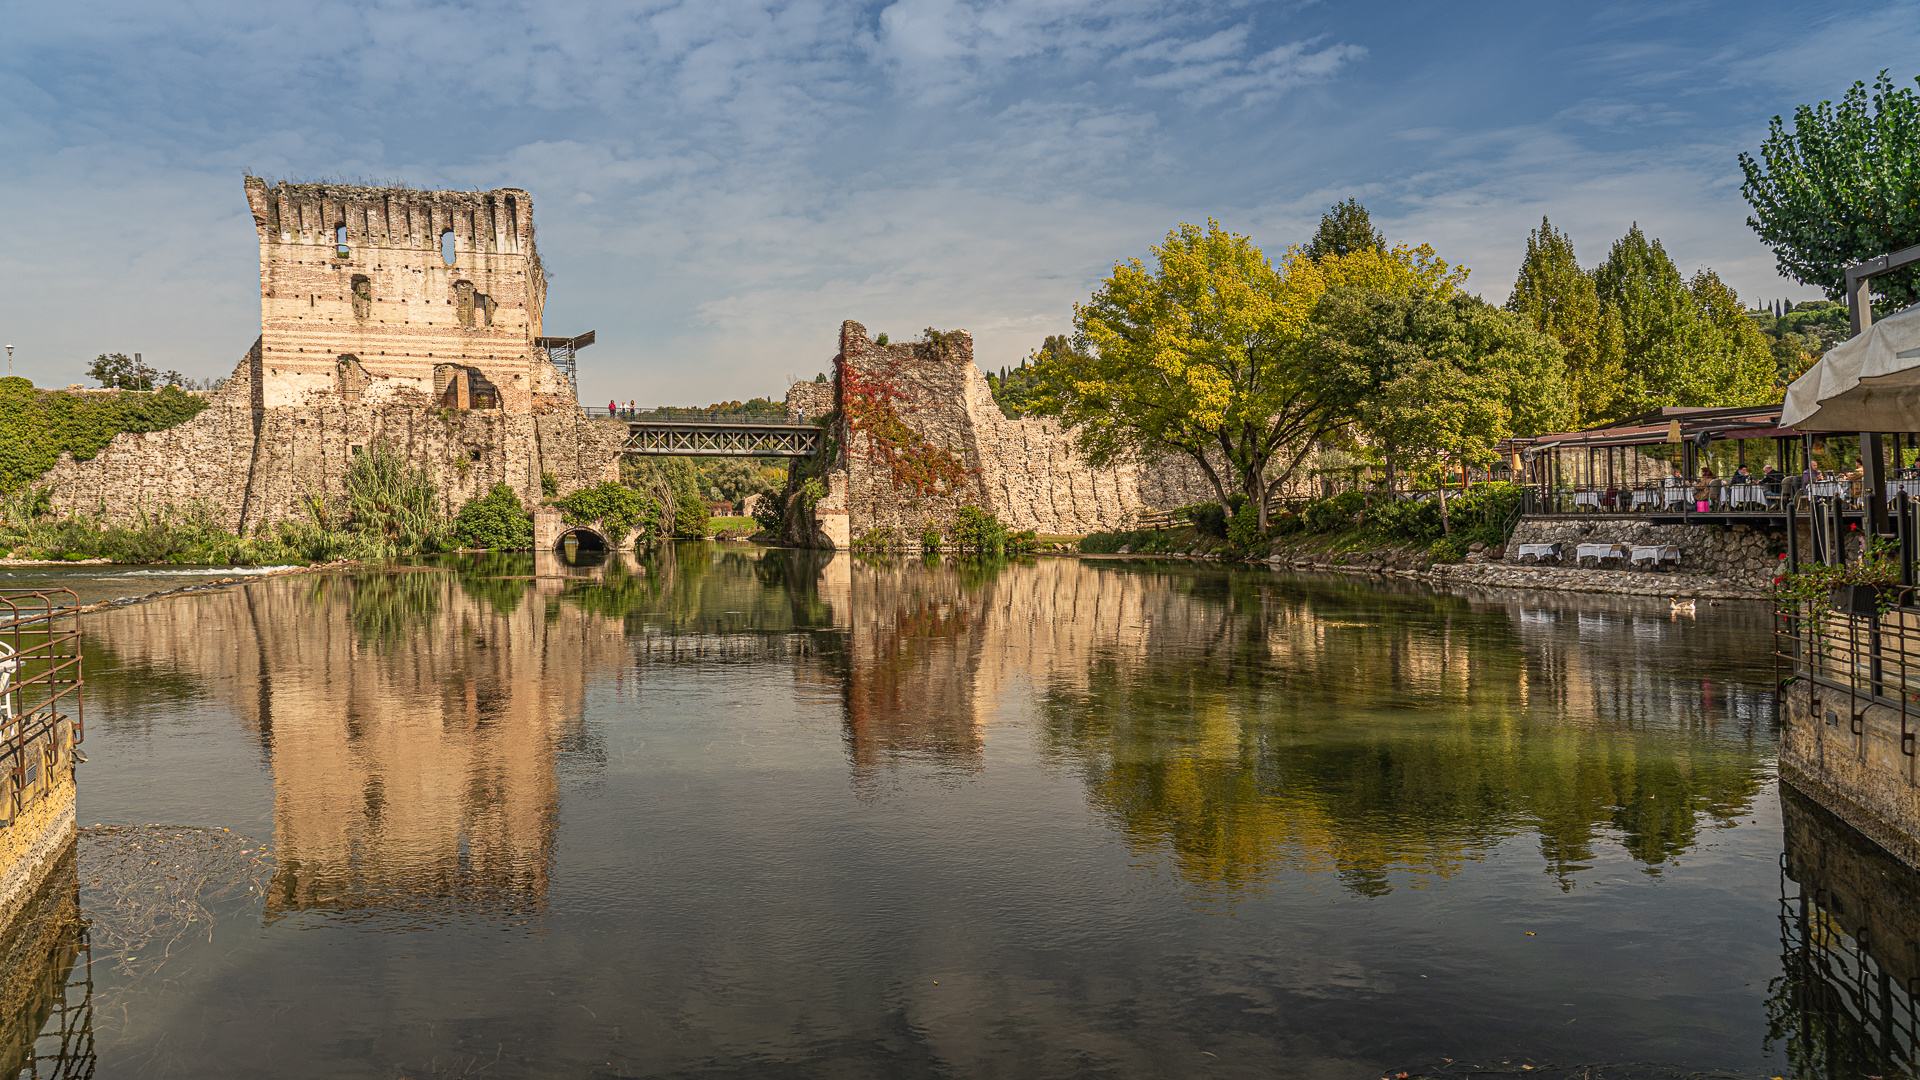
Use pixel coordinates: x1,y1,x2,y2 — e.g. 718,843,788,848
1781,303,1920,430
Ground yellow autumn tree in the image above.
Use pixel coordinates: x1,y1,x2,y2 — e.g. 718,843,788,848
1047,220,1464,532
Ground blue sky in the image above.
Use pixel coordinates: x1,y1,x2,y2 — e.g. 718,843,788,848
3,0,1918,404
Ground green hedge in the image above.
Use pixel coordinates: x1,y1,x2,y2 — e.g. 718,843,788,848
0,379,208,494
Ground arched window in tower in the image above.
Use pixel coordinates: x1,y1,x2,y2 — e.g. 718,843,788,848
335,224,350,258
350,275,373,320
440,230,456,266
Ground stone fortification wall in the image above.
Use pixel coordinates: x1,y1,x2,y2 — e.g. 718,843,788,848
813,320,1215,545
44,343,625,531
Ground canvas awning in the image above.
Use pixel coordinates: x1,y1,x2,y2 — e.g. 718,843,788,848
1781,303,1920,430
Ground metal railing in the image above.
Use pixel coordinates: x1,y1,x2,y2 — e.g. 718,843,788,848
1524,479,1794,517
1777,854,1920,1076
0,590,83,826
587,406,797,426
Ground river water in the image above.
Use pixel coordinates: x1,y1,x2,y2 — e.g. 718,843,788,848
23,545,1911,1077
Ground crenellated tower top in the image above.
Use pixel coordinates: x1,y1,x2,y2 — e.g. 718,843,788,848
241,177,562,412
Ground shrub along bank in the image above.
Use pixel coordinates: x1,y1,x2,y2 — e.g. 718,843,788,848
1080,483,1526,566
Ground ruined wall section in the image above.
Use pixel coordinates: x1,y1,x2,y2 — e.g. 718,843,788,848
245,178,544,413
45,349,625,531
831,321,1217,543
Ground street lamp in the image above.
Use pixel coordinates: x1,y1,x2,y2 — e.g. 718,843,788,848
4,345,10,377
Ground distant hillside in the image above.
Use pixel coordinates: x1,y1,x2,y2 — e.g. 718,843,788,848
1751,300,1851,383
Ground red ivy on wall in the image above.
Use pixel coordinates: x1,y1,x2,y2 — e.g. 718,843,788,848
839,353,973,496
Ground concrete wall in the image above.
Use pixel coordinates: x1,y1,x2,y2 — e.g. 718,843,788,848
0,718,75,933
1781,683,1920,871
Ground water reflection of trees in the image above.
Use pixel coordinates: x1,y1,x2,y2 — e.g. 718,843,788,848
836,558,1774,895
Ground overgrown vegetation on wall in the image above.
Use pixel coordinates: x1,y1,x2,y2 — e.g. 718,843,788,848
0,441,457,564
841,353,971,496
0,378,208,494
1080,482,1526,564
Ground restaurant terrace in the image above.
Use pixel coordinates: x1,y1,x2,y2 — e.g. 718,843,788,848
1504,404,1920,526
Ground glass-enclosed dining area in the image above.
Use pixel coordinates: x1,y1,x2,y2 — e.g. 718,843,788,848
1513,405,1920,521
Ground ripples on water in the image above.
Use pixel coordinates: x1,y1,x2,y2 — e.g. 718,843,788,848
5,546,1912,1077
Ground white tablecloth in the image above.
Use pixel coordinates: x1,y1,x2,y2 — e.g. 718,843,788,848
1661,488,1692,508
1723,483,1767,508
1630,489,1657,509
1515,543,1560,561
1887,479,1920,502
1629,544,1681,565
1571,491,1603,508
1807,480,1848,498
1574,543,1619,561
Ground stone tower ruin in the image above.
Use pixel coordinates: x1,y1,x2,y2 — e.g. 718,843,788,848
245,179,552,413
40,178,625,530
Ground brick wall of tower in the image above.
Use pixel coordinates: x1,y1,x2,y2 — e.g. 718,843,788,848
244,178,545,413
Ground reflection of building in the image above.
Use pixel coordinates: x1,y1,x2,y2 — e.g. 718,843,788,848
88,567,627,923
1775,786,1920,1076
0,840,92,1079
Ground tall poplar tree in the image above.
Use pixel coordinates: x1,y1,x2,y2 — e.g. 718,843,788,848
1505,218,1617,426
1591,225,1776,418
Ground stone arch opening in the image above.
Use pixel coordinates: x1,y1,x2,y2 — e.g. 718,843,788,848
556,526,608,555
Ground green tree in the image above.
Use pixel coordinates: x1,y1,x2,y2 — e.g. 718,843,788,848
453,482,533,549
988,336,1074,418
1740,71,1920,310
86,353,183,390
1301,198,1386,261
1505,218,1618,426
673,492,709,539
1053,220,1463,533
1306,290,1571,527
1592,225,1776,416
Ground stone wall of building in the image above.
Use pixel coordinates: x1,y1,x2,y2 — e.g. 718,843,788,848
43,347,625,531
245,178,546,413
800,320,1217,546
39,179,626,531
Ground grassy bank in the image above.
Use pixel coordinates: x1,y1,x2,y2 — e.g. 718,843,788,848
1081,484,1525,566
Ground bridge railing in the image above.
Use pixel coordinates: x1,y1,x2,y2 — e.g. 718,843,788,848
587,406,802,426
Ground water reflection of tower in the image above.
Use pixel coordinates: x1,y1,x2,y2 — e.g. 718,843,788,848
89,564,628,923
839,558,1208,794
0,842,94,1079
844,560,987,792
